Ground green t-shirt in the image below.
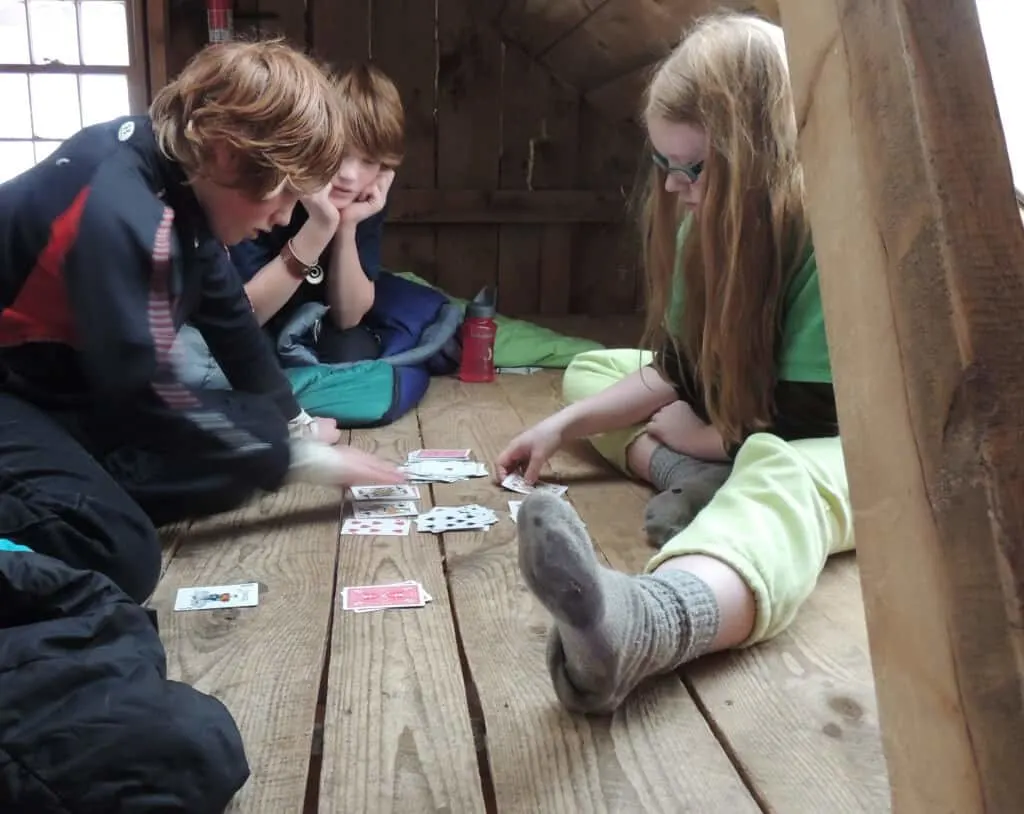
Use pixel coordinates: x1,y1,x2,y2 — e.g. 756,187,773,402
667,216,832,383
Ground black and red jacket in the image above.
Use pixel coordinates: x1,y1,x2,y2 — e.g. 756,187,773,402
0,115,300,442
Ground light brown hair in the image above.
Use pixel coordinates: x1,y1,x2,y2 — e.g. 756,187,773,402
335,63,405,168
150,39,344,198
639,12,809,447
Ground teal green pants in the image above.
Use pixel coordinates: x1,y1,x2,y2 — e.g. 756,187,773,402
563,349,856,646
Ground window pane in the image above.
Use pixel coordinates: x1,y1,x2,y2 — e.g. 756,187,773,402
27,0,80,65
0,0,30,63
0,141,36,184
80,1,129,66
0,73,33,138
34,140,62,162
30,73,80,138
80,73,129,127
977,0,1024,190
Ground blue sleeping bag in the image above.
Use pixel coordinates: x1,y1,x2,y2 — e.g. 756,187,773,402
275,271,462,427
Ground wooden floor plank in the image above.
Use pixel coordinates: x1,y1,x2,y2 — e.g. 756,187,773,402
319,411,487,813
498,371,889,810
420,375,759,813
685,556,890,813
150,481,344,814
156,519,191,578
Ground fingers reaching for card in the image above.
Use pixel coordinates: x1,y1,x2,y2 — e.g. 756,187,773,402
287,441,405,488
335,446,406,486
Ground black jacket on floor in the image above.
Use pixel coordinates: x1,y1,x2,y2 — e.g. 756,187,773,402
0,550,250,813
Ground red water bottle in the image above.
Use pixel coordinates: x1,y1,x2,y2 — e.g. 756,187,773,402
458,287,497,383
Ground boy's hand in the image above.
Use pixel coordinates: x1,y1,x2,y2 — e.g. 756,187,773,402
301,184,341,230
339,169,395,225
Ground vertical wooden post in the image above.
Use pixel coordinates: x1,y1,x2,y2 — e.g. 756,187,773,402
777,0,1024,811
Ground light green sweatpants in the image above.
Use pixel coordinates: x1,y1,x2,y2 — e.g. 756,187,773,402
562,348,855,646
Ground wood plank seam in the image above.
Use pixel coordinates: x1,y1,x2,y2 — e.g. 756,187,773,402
300,496,345,814
533,0,614,60
435,526,500,814
413,406,501,814
678,670,771,814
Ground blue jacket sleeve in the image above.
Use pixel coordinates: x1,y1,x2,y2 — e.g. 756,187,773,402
355,207,386,281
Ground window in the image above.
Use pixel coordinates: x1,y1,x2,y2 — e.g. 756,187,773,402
0,0,145,184
976,0,1024,198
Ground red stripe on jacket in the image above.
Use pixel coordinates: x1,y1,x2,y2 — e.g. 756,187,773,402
0,188,90,347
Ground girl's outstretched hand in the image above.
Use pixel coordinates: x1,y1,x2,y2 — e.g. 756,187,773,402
495,419,564,484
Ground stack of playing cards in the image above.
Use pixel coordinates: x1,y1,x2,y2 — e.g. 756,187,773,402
400,448,489,483
342,483,421,536
501,472,568,497
508,500,522,523
415,504,499,534
342,580,433,613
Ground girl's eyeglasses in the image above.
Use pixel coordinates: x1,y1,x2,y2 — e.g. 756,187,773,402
651,150,704,183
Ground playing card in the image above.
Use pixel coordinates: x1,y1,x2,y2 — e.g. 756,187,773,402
343,582,424,611
407,448,472,461
351,580,434,612
509,500,522,523
415,504,499,533
174,582,259,611
353,500,419,518
401,460,488,482
501,472,568,497
349,483,421,500
341,516,411,536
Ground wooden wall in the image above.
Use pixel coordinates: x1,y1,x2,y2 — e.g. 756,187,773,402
162,0,647,317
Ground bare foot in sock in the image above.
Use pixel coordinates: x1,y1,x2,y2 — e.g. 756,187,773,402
516,493,720,713
644,448,732,546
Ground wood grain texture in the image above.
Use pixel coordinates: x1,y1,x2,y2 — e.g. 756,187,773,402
150,483,343,814
423,375,759,813
374,0,438,283
572,103,643,315
156,520,191,578
311,0,370,68
500,0,609,56
780,0,1024,811
541,0,776,90
435,0,503,300
498,44,580,315
688,557,889,813
319,411,486,813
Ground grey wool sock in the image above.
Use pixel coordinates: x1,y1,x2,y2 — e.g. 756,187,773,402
644,445,732,546
516,493,721,714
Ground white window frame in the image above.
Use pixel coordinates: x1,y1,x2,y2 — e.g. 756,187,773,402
0,0,148,178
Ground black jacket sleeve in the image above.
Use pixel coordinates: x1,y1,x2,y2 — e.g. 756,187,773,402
62,178,173,402
61,167,299,457
189,245,302,420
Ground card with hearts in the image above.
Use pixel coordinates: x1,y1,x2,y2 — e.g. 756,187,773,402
341,516,411,536
352,500,419,518
349,484,421,500
501,473,568,497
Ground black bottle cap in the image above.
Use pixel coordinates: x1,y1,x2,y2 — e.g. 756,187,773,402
465,286,496,319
